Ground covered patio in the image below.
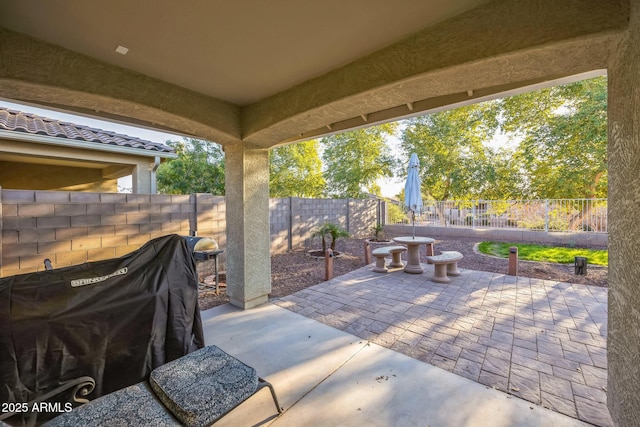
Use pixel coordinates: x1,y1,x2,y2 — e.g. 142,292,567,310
0,1,638,425
202,261,607,426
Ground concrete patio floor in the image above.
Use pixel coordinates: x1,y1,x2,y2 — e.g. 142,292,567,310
200,263,610,426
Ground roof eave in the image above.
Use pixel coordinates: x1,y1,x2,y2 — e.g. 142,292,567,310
0,129,177,159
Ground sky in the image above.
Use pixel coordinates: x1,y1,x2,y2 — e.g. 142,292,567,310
1,99,406,198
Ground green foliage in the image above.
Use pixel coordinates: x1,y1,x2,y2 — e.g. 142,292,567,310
155,78,607,206
400,103,519,201
497,76,608,199
477,241,608,266
398,76,607,201
311,222,350,252
269,140,325,197
371,224,385,240
157,138,225,195
386,202,408,224
322,124,397,198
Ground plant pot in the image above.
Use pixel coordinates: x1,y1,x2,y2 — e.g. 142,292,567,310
365,239,392,250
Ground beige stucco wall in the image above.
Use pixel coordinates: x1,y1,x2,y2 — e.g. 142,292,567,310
0,137,164,193
0,161,117,192
607,1,640,426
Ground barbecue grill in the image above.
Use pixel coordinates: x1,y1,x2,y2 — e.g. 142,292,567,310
182,236,224,294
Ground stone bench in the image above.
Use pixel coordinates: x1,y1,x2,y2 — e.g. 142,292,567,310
371,246,407,273
426,251,463,283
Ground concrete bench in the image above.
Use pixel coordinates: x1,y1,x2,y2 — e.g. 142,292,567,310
426,251,463,283
371,246,407,273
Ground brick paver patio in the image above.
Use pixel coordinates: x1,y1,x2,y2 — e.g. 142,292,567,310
273,263,611,427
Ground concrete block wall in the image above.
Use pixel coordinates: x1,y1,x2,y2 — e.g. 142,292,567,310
384,224,608,247
287,197,380,251
0,189,225,277
191,193,226,248
349,199,380,238
291,198,347,250
0,190,381,277
270,198,291,254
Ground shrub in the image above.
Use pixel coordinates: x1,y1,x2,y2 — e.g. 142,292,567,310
311,223,350,252
387,203,407,224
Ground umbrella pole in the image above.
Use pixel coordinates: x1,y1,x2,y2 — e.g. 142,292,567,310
412,211,416,239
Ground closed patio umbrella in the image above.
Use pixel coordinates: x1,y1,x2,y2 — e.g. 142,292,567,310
404,153,423,238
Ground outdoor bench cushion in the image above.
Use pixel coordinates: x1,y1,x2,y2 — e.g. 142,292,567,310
150,345,259,427
43,382,180,427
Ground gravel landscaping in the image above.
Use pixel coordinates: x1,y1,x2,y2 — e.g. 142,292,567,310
198,236,607,311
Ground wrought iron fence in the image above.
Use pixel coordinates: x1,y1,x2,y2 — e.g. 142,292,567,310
387,199,608,233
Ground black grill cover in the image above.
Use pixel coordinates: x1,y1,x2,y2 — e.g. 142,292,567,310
0,234,204,416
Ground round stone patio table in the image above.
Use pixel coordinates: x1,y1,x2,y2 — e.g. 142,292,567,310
393,236,435,274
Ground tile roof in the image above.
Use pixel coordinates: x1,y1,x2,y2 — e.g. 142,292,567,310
0,107,174,154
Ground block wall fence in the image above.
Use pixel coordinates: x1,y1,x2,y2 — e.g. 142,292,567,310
0,188,383,278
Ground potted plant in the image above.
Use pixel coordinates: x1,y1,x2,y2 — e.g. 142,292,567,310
364,224,391,263
369,224,389,242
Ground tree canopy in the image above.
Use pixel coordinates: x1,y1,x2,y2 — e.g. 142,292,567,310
497,76,607,198
269,140,325,197
321,123,397,198
157,138,225,195
399,76,607,201
400,103,515,200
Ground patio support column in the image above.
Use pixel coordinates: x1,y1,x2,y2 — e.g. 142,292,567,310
224,143,271,309
607,2,640,426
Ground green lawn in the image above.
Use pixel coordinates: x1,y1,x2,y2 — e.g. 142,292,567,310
477,241,608,266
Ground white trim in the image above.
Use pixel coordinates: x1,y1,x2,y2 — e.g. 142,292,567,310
0,129,177,159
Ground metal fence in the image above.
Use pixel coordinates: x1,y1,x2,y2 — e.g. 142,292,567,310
388,199,608,233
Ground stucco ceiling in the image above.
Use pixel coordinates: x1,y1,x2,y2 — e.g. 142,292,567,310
0,0,488,106
0,0,626,147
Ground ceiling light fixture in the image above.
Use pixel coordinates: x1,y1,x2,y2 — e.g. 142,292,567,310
115,45,129,55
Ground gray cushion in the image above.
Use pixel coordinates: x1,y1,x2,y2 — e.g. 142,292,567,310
43,382,180,427
150,345,258,427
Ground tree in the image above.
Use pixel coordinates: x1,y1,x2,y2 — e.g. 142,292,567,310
269,140,325,197
400,103,511,201
157,138,225,195
321,123,397,198
498,76,607,199
398,76,607,205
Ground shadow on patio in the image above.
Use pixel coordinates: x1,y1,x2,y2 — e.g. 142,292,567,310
201,263,609,427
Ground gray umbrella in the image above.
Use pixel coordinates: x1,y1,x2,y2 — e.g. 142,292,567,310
404,153,423,238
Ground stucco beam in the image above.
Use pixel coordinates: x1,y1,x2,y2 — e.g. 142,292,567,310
242,0,627,147
0,28,242,146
